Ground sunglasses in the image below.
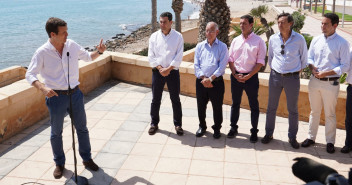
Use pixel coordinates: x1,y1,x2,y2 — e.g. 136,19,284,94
281,44,285,55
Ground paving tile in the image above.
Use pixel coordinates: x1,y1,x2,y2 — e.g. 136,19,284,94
112,169,152,185
92,153,127,169
256,151,290,167
102,112,131,121
85,110,107,119
1,145,39,160
80,167,119,185
39,164,84,183
7,161,52,179
121,155,159,171
89,128,116,140
258,165,297,183
155,157,191,174
119,98,142,105
225,148,257,164
17,134,49,147
224,178,260,185
189,160,224,178
96,96,121,104
101,141,135,154
193,147,224,162
119,121,148,132
195,134,226,148
224,162,259,180
36,180,67,185
130,143,164,157
166,132,197,146
0,176,36,185
161,144,194,159
89,103,115,111
90,138,108,152
111,104,136,113
150,172,187,185
127,113,150,122
1,133,27,145
0,159,22,176
27,147,53,163
93,119,123,130
138,131,169,144
111,130,143,142
186,175,223,185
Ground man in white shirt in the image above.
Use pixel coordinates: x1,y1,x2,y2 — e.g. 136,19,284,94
148,12,184,136
301,13,351,153
26,17,105,179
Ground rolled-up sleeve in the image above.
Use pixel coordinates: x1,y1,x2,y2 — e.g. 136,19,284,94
26,51,43,85
300,38,308,69
307,38,317,66
333,41,351,75
194,44,204,78
228,40,235,63
170,36,184,68
257,39,266,65
213,43,229,77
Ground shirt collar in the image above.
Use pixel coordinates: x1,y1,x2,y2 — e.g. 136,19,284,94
46,39,56,51
207,38,219,46
242,32,254,40
160,29,173,37
325,32,337,40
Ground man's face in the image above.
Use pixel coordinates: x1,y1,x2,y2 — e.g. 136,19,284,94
205,24,219,43
240,18,253,35
52,26,68,44
321,17,337,36
278,16,293,34
159,16,172,32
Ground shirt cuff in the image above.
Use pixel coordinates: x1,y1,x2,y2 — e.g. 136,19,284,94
256,59,265,66
27,76,39,86
196,71,204,79
333,67,342,76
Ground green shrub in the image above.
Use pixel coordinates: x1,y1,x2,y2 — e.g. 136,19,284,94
292,10,306,33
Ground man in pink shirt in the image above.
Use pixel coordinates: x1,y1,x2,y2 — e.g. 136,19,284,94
227,15,266,143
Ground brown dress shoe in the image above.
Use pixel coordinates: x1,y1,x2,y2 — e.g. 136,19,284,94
53,165,64,179
175,126,184,136
83,159,99,171
148,125,158,135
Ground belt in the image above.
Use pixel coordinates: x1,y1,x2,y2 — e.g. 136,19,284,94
152,67,176,72
273,70,299,77
235,71,249,75
54,86,79,95
315,76,340,81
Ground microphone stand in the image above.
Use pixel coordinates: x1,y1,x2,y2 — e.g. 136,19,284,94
66,52,88,185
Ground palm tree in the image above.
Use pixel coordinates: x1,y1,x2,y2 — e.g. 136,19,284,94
314,0,318,13
172,0,183,32
197,0,231,46
332,0,336,13
231,21,267,38
249,5,275,41
151,0,158,33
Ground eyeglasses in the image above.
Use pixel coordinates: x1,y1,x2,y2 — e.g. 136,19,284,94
280,44,285,55
206,30,216,33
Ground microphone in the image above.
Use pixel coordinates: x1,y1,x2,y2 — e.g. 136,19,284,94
292,157,337,184
67,52,70,90
67,52,69,57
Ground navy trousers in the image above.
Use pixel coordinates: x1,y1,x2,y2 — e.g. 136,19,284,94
150,69,182,126
345,84,352,147
230,73,259,134
196,77,224,131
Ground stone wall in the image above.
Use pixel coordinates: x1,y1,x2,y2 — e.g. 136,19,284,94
0,66,26,88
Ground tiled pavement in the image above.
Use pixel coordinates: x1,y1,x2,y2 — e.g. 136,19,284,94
0,81,351,185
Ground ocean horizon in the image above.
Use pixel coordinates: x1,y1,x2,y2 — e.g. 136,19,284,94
0,0,199,70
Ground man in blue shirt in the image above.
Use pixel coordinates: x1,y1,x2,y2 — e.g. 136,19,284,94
261,13,308,149
194,22,229,139
301,13,350,153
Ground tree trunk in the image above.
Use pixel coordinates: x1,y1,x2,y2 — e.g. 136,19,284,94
172,0,183,32
198,0,231,46
299,0,302,9
260,18,274,41
151,0,158,33
314,0,318,13
322,0,326,16
303,0,307,9
332,0,336,13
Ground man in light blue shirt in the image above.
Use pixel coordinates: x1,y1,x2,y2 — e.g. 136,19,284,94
262,12,307,149
301,13,351,154
194,22,228,139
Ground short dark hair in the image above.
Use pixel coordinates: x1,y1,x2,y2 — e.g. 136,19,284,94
324,13,339,26
45,17,67,38
277,12,294,23
240,15,254,24
160,12,173,21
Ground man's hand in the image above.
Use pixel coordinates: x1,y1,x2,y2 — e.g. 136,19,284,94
41,87,58,98
233,73,245,83
240,74,252,82
314,71,328,78
97,39,106,53
159,67,171,77
201,78,213,88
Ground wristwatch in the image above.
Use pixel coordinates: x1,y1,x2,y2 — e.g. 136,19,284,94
97,50,103,55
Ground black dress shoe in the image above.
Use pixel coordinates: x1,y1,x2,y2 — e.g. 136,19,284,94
175,126,184,136
148,125,158,135
340,146,352,153
250,133,258,143
53,165,64,179
289,138,300,149
213,130,221,139
195,127,206,137
301,139,315,147
261,135,273,144
227,128,238,138
326,143,335,154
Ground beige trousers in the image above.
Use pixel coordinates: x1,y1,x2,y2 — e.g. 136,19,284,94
307,76,340,144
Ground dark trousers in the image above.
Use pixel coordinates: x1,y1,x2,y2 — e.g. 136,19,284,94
196,77,224,131
345,84,352,147
230,74,259,133
150,69,182,126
